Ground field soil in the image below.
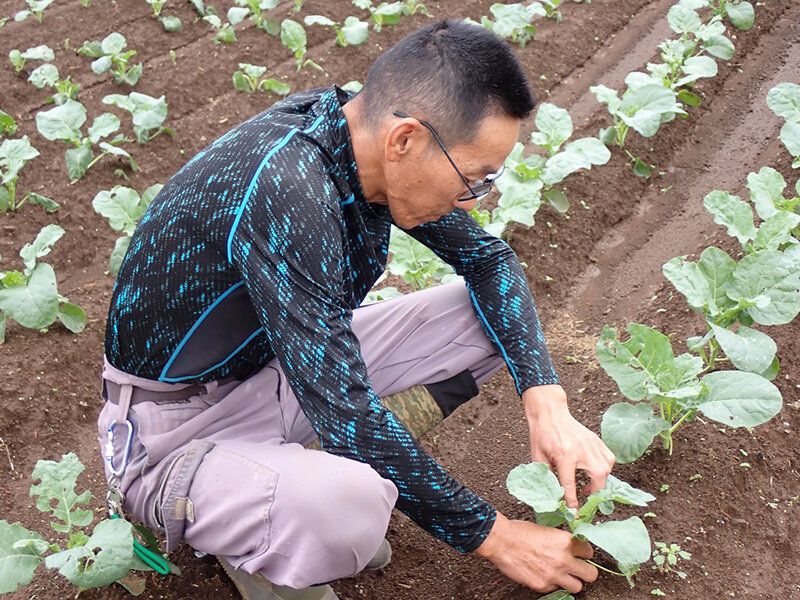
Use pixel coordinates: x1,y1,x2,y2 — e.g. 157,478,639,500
1,0,799,599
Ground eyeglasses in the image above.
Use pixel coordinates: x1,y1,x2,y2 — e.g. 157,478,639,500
392,111,504,202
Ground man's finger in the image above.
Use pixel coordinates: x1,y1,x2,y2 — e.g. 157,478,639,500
570,557,599,584
556,460,578,508
571,537,594,560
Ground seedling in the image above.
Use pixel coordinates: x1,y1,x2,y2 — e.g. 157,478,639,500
476,2,546,47
353,0,428,33
232,64,290,95
508,463,654,585
596,322,782,463
93,184,163,275
144,0,166,17
766,82,800,168
678,0,754,30
203,14,237,43
9,44,54,73
0,110,17,137
304,15,369,47
35,99,136,181
160,15,182,31
0,453,174,594
0,226,85,341
0,136,58,213
281,19,324,72
27,63,80,104
387,227,455,290
14,0,54,23
228,0,280,35
102,92,173,144
652,541,691,578
78,32,142,86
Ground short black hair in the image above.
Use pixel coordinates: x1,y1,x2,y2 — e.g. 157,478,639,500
357,18,536,146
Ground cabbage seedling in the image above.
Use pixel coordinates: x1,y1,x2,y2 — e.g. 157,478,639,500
353,0,428,33
0,110,17,137
0,136,58,213
229,0,280,35
36,100,136,181
304,15,369,47
281,19,324,72
27,63,80,104
8,44,54,73
203,14,237,43
232,64,290,95
102,92,173,144
0,225,84,341
507,463,654,585
766,82,800,168
14,0,54,23
678,0,754,31
477,2,546,47
144,0,165,17
78,33,142,86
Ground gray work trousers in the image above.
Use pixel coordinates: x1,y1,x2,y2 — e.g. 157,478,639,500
97,280,503,589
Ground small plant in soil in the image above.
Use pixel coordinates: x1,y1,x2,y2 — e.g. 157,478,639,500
0,136,58,213
678,0,755,31
232,64,290,95
102,92,173,144
228,0,280,35
304,15,370,47
0,225,85,342
652,541,691,579
78,32,142,86
0,110,17,137
93,184,163,275
9,44,54,73
281,19,324,72
35,99,136,181
0,453,174,594
27,63,81,105
766,82,800,168
144,0,166,17
352,0,429,33
13,0,54,23
472,2,546,47
203,14,238,43
507,462,655,586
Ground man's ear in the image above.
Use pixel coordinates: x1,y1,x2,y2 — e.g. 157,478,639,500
384,118,418,163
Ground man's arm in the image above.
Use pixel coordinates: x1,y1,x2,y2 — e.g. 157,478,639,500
228,165,497,552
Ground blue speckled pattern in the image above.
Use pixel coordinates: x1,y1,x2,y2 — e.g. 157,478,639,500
105,85,559,552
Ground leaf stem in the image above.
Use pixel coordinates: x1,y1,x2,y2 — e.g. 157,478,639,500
584,559,625,577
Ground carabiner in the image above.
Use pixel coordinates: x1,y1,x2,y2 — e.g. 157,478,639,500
105,419,134,478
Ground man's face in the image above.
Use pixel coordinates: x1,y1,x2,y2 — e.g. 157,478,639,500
383,112,521,229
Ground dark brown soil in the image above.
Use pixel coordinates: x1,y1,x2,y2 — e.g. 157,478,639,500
1,1,799,599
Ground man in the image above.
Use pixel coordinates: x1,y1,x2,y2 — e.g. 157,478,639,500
99,18,615,600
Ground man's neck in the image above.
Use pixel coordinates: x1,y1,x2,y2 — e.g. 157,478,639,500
342,97,389,206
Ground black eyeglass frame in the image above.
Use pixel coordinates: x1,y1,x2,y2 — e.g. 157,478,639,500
392,110,504,202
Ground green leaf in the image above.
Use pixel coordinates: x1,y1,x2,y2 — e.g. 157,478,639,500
747,166,785,220
506,462,565,513
97,142,132,159
697,246,737,311
697,370,782,427
573,517,651,567
590,84,622,113
539,591,575,600
667,5,702,34
91,54,113,75
104,92,168,130
727,250,800,325
160,15,182,31
92,186,146,234
87,113,120,145
758,356,780,381
544,189,569,213
19,224,64,274
592,474,656,507
304,15,336,27
675,55,718,87
109,236,131,276
58,302,86,333
532,103,573,154
0,521,45,593
65,145,93,181
28,63,59,88
779,120,800,158
281,19,307,53
232,71,251,93
663,256,712,311
30,452,93,532
754,210,800,251
0,136,40,185
21,44,55,62
703,190,757,245
35,100,86,143
141,183,163,207
620,85,684,138
341,16,369,45
493,173,543,227
101,32,127,55
0,110,18,137
703,35,735,60
45,518,135,589
767,83,800,123
601,403,670,464
709,323,776,373
0,312,6,343
542,137,610,184
260,78,290,96
726,1,754,30
678,89,702,107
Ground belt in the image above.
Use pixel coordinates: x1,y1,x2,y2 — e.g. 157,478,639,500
103,379,212,406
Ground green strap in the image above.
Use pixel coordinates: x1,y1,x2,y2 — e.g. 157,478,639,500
111,514,171,575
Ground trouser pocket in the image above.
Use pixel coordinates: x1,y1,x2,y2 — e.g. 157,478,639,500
155,438,216,553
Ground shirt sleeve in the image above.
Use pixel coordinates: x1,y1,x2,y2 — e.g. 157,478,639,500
228,161,496,553
403,209,560,394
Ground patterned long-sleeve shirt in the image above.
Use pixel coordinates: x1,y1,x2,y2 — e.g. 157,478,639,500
106,85,559,552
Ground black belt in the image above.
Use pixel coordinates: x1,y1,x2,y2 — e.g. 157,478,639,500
102,379,231,405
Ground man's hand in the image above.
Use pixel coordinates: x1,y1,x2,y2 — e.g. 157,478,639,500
474,511,598,594
523,384,616,509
